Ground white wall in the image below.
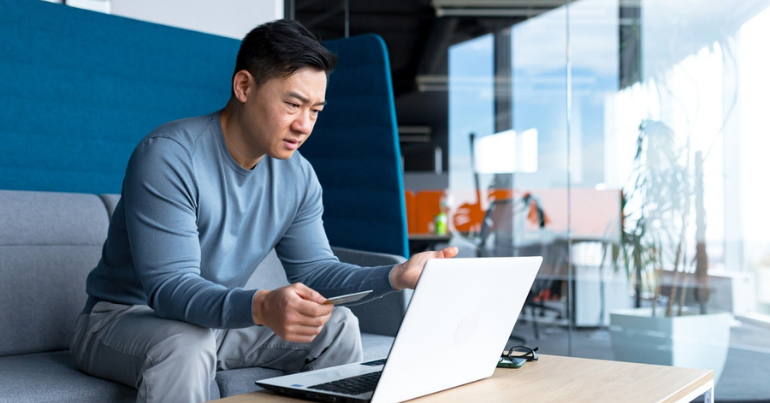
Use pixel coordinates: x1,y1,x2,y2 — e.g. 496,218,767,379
41,0,109,12
110,0,283,39
65,0,110,13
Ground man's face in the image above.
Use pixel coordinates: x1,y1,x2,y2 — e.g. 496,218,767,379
241,67,327,161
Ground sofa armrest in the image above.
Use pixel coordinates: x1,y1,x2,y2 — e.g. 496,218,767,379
331,246,405,267
331,247,411,337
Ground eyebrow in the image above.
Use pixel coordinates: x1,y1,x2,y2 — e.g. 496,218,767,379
287,91,327,106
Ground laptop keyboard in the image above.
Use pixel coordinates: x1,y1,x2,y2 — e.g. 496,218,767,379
361,358,386,366
309,371,382,395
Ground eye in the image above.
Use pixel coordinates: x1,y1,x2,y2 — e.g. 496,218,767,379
286,102,300,109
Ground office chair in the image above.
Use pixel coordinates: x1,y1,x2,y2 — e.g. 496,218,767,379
475,196,567,340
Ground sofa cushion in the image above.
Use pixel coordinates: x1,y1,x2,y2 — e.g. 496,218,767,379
360,333,395,361
0,351,135,403
100,194,121,220
215,366,286,397
0,190,109,356
0,351,221,402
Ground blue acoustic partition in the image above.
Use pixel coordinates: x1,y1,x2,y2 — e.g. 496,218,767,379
0,1,407,258
301,35,409,258
0,0,237,194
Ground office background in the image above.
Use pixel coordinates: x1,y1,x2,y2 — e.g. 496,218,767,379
27,0,770,401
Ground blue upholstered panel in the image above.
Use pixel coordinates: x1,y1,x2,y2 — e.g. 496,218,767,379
0,0,237,194
302,35,409,258
0,2,407,257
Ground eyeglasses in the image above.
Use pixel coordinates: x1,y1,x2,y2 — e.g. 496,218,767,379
505,345,539,361
498,346,539,368
503,346,540,361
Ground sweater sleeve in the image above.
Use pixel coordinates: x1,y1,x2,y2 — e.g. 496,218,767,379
274,162,397,301
123,137,256,329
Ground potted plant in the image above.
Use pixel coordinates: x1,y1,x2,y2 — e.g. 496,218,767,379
609,119,732,383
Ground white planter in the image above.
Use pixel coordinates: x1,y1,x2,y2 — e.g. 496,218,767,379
756,266,770,314
573,264,631,327
610,308,732,384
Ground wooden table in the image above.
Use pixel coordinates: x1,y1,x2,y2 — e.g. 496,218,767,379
215,354,714,403
407,233,452,255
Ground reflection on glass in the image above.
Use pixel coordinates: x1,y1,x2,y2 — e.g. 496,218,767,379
445,0,770,399
579,0,770,398
447,0,575,358
448,33,493,198
739,5,770,318
472,129,538,174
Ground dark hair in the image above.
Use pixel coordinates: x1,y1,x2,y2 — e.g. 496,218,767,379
233,19,337,88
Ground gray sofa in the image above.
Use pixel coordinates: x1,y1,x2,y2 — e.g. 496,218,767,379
0,190,410,402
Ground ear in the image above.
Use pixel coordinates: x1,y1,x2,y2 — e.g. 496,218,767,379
232,70,253,103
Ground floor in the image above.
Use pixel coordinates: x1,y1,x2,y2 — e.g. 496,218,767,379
507,307,770,402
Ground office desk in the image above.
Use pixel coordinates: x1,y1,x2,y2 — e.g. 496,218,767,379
408,233,452,255
215,354,714,403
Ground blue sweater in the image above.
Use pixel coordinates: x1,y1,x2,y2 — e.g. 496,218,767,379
84,111,396,329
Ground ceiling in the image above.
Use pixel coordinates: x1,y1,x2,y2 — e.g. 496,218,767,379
293,0,564,98
292,0,565,171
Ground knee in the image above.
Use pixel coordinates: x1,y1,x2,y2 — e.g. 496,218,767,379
147,325,217,374
329,307,360,335
327,307,362,353
305,307,362,369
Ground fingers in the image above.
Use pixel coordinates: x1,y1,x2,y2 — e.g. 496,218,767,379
293,282,328,305
435,246,459,259
293,299,333,320
283,283,333,318
279,310,334,343
253,283,335,343
391,246,460,291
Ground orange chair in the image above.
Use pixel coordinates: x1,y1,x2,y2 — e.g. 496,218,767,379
404,190,416,234
414,190,444,234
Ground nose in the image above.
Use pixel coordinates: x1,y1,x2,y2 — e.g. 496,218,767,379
291,110,314,135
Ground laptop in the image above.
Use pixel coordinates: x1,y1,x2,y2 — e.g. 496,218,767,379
256,256,543,403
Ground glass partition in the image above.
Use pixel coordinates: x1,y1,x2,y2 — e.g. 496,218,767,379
446,0,770,399
447,33,494,219
572,0,770,399
447,1,574,355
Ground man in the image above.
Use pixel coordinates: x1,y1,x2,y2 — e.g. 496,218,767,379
70,19,457,403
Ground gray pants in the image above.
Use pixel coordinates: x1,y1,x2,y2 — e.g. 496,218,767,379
70,302,363,403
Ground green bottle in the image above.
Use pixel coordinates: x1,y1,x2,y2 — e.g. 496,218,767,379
434,192,448,235
434,211,448,235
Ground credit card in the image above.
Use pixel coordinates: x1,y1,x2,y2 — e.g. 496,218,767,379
322,290,373,305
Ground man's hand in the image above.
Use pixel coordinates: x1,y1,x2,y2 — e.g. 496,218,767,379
252,283,333,343
389,246,459,291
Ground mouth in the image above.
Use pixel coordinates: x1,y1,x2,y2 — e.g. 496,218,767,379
283,138,301,150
